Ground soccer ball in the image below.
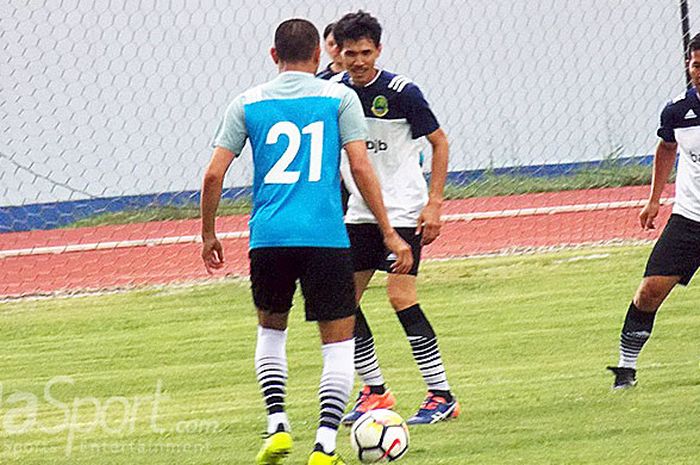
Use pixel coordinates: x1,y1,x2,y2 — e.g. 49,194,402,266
350,409,409,463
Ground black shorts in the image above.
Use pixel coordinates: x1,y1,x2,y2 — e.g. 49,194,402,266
644,214,700,286
249,247,356,321
346,223,422,276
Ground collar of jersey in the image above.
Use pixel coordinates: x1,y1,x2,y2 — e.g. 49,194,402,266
349,68,383,88
277,71,315,79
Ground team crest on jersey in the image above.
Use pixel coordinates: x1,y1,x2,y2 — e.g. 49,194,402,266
371,95,389,117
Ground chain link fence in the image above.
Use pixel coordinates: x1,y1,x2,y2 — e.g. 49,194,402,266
0,0,695,295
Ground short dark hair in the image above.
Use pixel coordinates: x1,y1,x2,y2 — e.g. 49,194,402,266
274,18,320,63
332,10,382,48
688,33,700,58
323,22,335,39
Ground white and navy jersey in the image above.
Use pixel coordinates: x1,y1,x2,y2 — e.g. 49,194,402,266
336,69,440,227
316,63,341,81
658,87,700,222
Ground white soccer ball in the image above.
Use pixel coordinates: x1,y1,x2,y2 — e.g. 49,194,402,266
350,409,410,463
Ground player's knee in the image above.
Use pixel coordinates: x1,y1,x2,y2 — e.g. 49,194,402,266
633,283,666,312
387,291,415,311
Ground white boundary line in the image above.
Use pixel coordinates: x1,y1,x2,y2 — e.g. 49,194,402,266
0,231,249,259
0,197,672,259
441,197,672,222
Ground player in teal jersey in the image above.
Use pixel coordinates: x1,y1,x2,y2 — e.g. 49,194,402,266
200,18,412,465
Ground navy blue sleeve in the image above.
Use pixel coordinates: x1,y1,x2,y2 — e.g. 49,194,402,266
399,83,440,139
316,64,337,80
657,102,676,143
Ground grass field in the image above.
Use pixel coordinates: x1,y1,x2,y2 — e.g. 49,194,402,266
0,246,698,465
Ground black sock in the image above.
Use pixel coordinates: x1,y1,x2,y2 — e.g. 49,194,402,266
429,389,454,403
397,304,451,393
618,302,656,369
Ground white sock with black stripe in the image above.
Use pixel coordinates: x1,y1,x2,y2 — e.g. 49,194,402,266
316,338,355,454
255,325,290,435
354,307,386,388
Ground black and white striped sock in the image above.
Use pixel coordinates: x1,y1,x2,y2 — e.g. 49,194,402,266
354,307,385,388
618,302,656,369
316,338,354,454
398,304,451,392
255,326,290,435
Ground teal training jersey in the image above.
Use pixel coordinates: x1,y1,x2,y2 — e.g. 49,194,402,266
212,71,368,249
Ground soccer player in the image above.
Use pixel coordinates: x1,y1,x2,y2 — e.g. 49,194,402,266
316,22,343,80
607,33,700,389
200,18,412,465
316,22,351,213
331,11,460,425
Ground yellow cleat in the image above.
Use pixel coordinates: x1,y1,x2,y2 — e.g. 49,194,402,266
307,450,346,465
256,431,293,465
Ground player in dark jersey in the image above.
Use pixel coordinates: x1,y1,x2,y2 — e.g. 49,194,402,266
201,18,412,465
607,33,700,389
331,11,459,425
316,22,351,213
316,22,343,80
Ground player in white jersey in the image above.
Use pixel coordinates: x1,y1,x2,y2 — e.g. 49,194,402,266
332,11,460,425
607,33,700,389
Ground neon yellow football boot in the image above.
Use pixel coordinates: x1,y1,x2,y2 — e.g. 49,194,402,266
255,431,293,465
307,450,346,465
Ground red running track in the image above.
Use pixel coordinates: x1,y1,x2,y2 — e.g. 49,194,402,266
0,185,675,298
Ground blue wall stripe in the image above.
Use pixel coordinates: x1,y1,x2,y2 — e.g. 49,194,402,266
0,156,654,233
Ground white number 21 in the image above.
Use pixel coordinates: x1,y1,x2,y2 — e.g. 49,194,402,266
264,120,324,184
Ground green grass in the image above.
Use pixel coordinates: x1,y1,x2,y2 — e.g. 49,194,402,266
444,163,659,199
1,246,698,464
65,198,252,229
65,163,665,228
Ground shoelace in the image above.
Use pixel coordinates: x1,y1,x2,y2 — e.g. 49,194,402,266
420,394,446,410
352,388,372,408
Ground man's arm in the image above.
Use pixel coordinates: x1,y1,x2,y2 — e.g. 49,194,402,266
417,128,449,245
640,140,677,230
344,140,413,274
200,147,236,273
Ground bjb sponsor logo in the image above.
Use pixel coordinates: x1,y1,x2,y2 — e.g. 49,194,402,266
366,139,388,153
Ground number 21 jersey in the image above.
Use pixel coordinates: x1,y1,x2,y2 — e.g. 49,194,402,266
212,71,368,249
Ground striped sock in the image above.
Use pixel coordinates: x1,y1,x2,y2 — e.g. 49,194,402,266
618,302,657,369
398,304,451,393
354,307,385,388
254,326,290,435
316,338,354,453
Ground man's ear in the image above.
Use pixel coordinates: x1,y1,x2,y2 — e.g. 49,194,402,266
270,47,279,64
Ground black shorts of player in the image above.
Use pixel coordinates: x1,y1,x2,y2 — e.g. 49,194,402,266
346,223,422,276
249,247,356,321
644,213,700,286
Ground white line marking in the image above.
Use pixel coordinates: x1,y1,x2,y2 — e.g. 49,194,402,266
0,197,673,259
0,231,248,259
441,197,673,222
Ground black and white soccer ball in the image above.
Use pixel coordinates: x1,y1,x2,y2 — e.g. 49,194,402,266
350,409,409,463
